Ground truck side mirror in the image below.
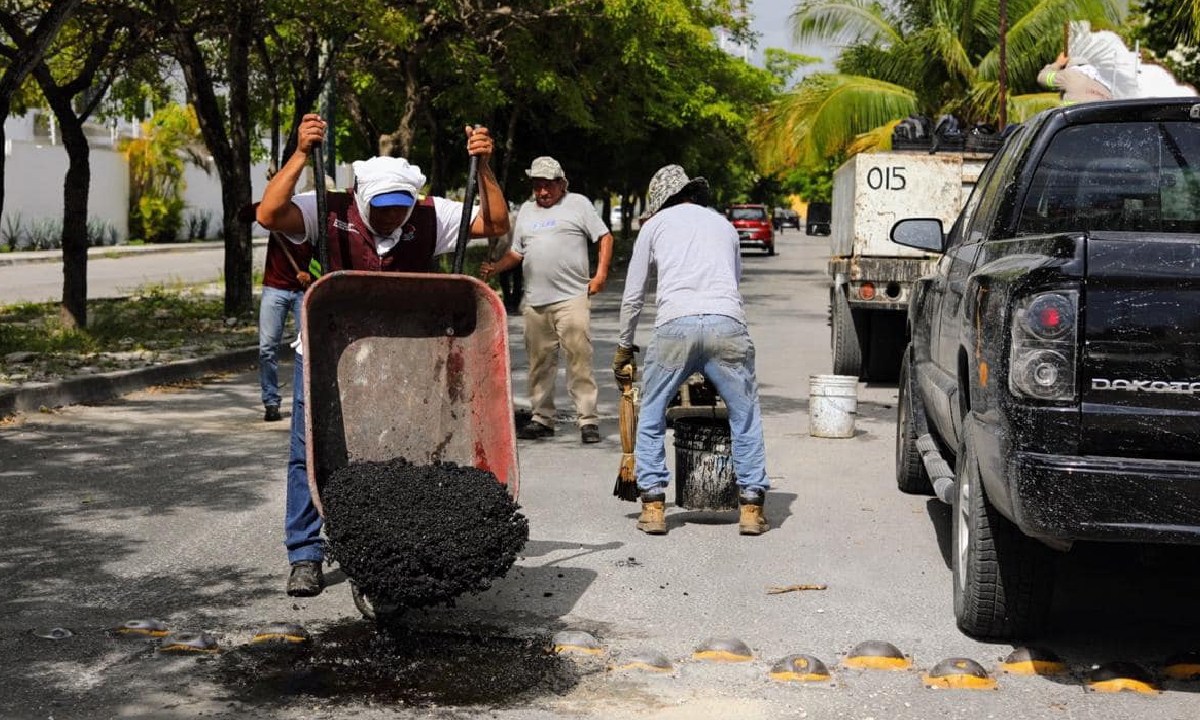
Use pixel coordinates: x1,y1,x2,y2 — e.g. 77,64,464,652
891,218,945,253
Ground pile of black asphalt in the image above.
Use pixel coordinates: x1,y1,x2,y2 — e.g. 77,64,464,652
324,458,529,610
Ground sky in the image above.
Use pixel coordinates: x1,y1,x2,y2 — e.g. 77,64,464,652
745,0,835,79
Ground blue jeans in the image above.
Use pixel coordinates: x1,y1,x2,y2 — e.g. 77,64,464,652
286,356,323,564
636,315,769,497
259,286,304,408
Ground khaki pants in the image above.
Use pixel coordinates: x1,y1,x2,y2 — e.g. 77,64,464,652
523,294,598,428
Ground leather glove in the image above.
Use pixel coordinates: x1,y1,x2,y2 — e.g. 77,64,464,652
612,344,638,383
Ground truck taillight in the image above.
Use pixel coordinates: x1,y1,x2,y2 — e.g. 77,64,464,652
1009,290,1079,401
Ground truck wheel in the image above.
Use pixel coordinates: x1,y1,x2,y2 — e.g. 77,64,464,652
866,312,904,382
830,290,862,377
767,242,776,256
951,432,1054,640
896,349,932,494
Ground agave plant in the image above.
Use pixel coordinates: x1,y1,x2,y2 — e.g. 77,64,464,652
752,0,1126,172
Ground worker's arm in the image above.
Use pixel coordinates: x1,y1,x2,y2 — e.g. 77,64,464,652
465,126,510,239
257,113,325,236
588,232,614,295
480,250,523,280
1037,53,1068,90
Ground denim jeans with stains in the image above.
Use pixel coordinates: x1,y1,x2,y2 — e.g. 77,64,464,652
635,314,769,497
285,358,324,565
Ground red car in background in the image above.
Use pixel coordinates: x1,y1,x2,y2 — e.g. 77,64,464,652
727,203,776,255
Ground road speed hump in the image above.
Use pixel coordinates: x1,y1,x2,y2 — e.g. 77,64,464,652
693,637,754,662
842,640,912,670
922,657,997,690
769,654,832,683
1086,662,1159,694
999,647,1067,676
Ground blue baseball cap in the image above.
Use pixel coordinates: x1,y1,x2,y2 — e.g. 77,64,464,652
369,191,416,208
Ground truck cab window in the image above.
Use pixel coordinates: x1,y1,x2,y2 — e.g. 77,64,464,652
1017,122,1200,235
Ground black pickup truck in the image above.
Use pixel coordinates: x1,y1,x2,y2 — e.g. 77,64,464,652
890,98,1200,639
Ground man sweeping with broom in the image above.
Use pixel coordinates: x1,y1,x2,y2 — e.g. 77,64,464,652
611,164,771,537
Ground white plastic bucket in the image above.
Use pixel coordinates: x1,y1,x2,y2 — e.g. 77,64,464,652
809,374,859,438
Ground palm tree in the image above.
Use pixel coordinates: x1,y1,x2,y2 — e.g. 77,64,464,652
752,0,1126,172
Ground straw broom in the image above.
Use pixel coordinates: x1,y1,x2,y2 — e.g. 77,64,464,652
613,369,640,501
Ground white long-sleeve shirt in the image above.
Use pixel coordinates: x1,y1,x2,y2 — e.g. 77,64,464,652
617,202,746,347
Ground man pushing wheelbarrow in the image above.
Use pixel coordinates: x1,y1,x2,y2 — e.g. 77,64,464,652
255,113,513,597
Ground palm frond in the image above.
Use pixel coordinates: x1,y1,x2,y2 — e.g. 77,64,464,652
751,73,918,172
790,0,902,48
910,25,975,83
977,0,1125,83
1008,92,1062,122
847,119,902,155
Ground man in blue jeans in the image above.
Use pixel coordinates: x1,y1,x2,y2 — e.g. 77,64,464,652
613,164,770,536
259,236,313,421
241,203,313,422
257,113,510,597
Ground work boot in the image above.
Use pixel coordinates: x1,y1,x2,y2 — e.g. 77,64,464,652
580,424,601,444
517,421,554,440
738,493,769,536
637,492,667,535
264,405,282,422
286,561,324,597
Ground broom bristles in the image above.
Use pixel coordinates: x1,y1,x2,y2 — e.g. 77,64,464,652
613,454,639,501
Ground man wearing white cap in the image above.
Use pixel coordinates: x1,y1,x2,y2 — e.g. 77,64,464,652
613,164,770,537
482,156,613,444
256,113,510,597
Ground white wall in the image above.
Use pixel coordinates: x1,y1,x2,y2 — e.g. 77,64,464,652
2,139,130,241
3,123,352,244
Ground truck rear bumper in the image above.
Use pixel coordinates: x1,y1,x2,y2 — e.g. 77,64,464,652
1011,451,1200,544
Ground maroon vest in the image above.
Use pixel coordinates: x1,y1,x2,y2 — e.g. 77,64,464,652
263,233,314,291
324,192,438,273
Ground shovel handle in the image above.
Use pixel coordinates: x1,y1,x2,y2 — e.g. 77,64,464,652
312,144,330,276
452,125,482,275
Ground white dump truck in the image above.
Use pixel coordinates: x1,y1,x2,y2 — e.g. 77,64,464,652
828,150,992,379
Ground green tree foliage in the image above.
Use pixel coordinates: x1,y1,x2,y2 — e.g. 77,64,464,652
122,104,207,244
752,0,1125,172
1133,0,1200,89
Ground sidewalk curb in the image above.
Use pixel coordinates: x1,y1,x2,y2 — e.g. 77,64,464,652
0,345,291,418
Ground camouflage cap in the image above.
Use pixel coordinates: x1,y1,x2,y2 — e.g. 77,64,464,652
525,156,566,179
641,164,709,220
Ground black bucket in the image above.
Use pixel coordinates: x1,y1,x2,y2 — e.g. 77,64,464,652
673,417,737,511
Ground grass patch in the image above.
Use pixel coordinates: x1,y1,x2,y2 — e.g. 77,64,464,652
0,284,256,381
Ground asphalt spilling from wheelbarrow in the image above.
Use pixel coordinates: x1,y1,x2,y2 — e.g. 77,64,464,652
209,459,565,708
213,619,583,707
323,457,529,610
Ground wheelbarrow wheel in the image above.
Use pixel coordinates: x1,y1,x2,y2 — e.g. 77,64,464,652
350,581,400,622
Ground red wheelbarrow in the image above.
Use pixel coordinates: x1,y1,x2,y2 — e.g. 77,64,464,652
301,270,520,518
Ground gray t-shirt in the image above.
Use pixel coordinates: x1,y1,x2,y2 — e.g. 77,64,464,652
617,202,746,348
511,192,609,307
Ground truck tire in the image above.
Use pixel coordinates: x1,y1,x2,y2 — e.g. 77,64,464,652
866,312,905,382
830,289,862,378
896,349,932,494
952,432,1054,640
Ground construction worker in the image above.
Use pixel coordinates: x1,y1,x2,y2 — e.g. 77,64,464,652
613,164,770,537
255,113,509,597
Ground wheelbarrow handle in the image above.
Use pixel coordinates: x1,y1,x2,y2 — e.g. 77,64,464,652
312,144,330,276
452,126,482,275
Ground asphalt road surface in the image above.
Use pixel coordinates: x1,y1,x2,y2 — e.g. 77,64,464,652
0,244,267,304
4,227,1200,719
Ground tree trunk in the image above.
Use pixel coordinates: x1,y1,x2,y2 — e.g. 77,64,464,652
58,114,90,329
379,54,420,157
173,17,255,316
